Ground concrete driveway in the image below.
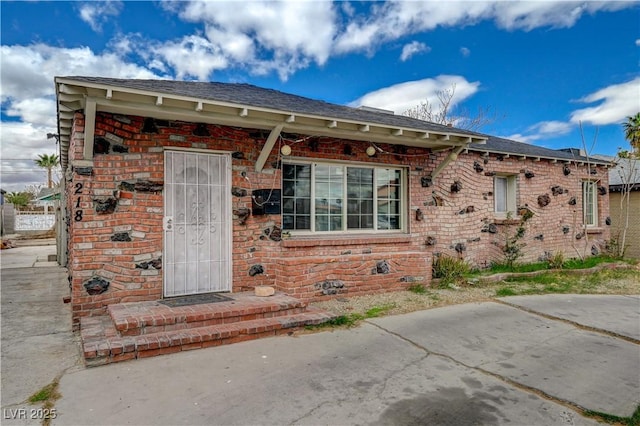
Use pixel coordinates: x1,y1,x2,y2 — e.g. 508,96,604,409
1,242,638,425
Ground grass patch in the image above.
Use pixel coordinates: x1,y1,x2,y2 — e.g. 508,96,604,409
365,304,395,318
495,287,517,297
584,404,640,425
306,303,396,330
28,380,61,426
494,268,639,297
407,284,427,294
28,381,60,404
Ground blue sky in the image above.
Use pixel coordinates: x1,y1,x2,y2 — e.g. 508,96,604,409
1,1,639,192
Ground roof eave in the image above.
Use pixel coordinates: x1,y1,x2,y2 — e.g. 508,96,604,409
55,78,487,170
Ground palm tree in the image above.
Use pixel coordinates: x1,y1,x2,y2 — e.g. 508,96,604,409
34,153,59,188
623,113,640,156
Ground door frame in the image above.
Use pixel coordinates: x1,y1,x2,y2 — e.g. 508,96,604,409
163,148,233,297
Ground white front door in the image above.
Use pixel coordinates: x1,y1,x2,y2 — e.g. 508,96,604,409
163,151,231,297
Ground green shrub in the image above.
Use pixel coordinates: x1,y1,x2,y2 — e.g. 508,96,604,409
548,252,565,269
433,255,471,286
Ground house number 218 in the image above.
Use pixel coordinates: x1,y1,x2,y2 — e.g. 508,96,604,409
74,182,84,221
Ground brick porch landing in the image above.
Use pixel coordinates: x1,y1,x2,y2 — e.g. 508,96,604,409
80,292,336,366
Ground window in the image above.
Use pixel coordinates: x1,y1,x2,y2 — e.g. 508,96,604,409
494,175,517,215
583,181,598,226
282,162,405,233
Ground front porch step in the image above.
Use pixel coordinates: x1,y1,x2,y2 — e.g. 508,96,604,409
80,293,336,366
108,292,308,336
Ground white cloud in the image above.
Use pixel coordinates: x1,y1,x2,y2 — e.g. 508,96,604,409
636,39,640,46
78,1,123,32
400,41,430,61
159,0,336,80
460,47,471,57
0,121,58,192
0,43,161,190
349,75,480,114
334,1,633,54
570,78,640,125
507,120,574,143
152,35,229,81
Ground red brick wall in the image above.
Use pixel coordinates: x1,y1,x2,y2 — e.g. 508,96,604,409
65,112,610,327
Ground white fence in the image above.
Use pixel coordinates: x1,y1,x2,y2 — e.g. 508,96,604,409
14,211,56,231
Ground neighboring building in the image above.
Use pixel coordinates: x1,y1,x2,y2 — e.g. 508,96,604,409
608,157,640,258
54,77,611,331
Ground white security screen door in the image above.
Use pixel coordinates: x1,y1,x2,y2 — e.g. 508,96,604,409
163,151,231,297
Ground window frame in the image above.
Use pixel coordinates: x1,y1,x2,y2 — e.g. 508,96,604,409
281,159,408,235
493,174,517,216
582,180,598,227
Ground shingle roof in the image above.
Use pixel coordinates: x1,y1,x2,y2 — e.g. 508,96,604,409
608,158,640,187
470,136,609,164
58,77,609,165
61,76,484,138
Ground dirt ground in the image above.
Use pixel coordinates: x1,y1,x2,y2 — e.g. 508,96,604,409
312,266,640,318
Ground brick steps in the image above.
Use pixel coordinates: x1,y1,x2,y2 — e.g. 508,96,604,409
80,293,336,366
108,293,308,336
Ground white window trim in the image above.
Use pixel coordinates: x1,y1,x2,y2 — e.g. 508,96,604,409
282,159,408,235
494,174,517,217
582,180,598,227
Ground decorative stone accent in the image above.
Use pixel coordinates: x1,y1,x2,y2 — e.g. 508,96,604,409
481,224,497,234
605,216,611,226
415,209,424,221
484,171,497,177
568,197,577,206
94,137,110,154
450,180,462,193
537,194,551,207
562,225,570,234
598,186,607,195
534,234,544,241
74,166,93,176
424,194,443,207
136,258,162,270
84,277,109,295
400,276,424,283
315,280,345,295
231,187,248,197
467,237,481,243
576,232,585,240
193,123,210,136
94,197,118,214
454,243,466,253
341,250,352,255
524,170,535,178
141,118,159,133
420,176,433,187
135,180,163,193
111,232,131,242
249,264,265,276
473,161,484,173
234,208,250,225
591,245,600,255
254,286,275,297
112,144,129,153
425,236,437,246
458,205,475,215
232,151,245,160
590,168,598,175
551,185,567,196
373,260,391,275
563,165,571,176
262,225,282,242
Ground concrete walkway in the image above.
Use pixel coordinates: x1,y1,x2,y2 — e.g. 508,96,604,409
0,242,81,426
1,243,638,425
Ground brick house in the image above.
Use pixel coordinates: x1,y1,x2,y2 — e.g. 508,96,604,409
54,77,610,358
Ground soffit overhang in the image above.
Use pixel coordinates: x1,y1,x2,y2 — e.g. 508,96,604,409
55,77,487,170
